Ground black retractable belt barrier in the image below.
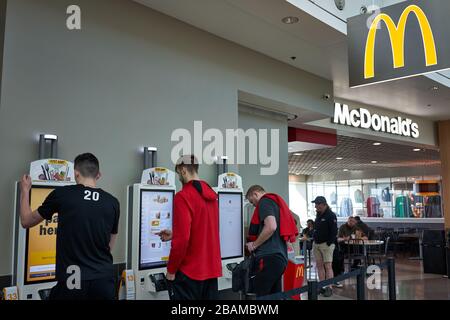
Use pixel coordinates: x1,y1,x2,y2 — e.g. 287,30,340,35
257,258,396,301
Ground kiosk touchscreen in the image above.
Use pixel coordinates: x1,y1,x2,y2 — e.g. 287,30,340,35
215,172,245,290
127,167,176,300
13,159,75,300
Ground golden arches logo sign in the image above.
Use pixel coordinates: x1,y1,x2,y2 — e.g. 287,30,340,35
364,5,437,79
296,265,304,279
348,0,450,88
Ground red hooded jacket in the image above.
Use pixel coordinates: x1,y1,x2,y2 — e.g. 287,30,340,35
248,193,298,243
167,180,222,280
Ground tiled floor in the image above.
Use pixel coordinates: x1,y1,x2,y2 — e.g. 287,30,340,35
303,258,450,300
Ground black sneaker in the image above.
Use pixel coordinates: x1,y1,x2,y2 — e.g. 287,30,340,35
322,287,333,297
319,287,326,295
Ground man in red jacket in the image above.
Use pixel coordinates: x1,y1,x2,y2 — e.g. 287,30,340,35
158,155,222,300
246,185,298,297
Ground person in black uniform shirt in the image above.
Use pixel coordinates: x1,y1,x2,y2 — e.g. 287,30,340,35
19,153,120,300
311,196,338,297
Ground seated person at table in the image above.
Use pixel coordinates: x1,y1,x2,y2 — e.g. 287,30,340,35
355,226,369,240
354,216,374,239
338,217,357,241
301,219,315,239
300,219,315,255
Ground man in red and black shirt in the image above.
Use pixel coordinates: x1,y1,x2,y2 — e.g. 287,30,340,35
159,155,222,300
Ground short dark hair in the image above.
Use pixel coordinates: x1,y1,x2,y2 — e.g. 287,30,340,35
245,185,265,199
74,153,100,178
175,155,199,175
354,216,361,222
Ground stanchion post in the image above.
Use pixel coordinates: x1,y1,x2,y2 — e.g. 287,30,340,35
356,267,366,300
307,280,318,300
387,258,396,300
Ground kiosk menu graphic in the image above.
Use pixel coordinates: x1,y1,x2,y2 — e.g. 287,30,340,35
26,187,58,284
139,190,174,269
218,192,243,259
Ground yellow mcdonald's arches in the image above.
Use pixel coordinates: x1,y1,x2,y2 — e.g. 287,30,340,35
296,265,304,278
364,4,438,79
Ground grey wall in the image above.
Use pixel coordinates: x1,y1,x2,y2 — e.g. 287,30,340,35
238,107,289,201
0,0,332,276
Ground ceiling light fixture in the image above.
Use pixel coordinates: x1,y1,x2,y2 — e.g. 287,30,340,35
373,142,382,146
343,169,349,172
294,153,303,156
312,166,318,169
413,148,422,152
282,16,299,24
430,85,439,91
336,157,343,160
371,161,378,164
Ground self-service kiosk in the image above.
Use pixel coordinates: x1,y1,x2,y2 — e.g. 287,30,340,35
12,134,75,300
214,157,245,290
126,147,176,300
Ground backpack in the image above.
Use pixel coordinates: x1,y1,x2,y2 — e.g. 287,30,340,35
231,255,255,294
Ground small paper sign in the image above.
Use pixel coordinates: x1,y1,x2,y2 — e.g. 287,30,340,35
218,172,242,190
118,270,136,300
141,167,175,186
2,287,19,300
30,159,74,182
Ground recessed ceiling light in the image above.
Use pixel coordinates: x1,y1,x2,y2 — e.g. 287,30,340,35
282,16,299,24
312,166,318,169
373,142,382,146
336,157,343,160
343,169,349,172
294,153,303,156
371,161,378,164
413,148,422,152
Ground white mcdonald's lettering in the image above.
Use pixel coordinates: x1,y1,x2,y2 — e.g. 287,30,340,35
333,103,420,139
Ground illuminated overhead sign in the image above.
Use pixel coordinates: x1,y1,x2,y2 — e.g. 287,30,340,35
333,103,420,139
348,0,450,87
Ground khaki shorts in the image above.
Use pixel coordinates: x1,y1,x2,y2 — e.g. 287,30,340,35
313,242,335,263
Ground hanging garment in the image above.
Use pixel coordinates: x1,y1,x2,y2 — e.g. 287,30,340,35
424,196,442,218
395,195,413,218
381,187,392,202
354,189,364,204
330,192,337,205
366,196,381,217
339,197,353,217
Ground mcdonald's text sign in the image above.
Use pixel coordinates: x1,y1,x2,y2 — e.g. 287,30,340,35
348,0,450,87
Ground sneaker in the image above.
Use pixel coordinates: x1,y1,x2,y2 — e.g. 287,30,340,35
322,287,333,297
319,287,326,295
333,282,344,288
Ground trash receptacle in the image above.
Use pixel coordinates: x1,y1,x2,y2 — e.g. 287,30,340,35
422,230,447,275
283,256,305,300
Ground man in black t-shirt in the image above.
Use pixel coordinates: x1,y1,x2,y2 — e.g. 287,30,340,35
245,185,290,297
20,153,120,300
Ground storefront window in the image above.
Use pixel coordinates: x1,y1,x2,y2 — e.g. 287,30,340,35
350,180,364,216
305,175,443,219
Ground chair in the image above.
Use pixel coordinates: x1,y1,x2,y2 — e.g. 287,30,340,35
389,231,405,257
367,237,390,265
344,239,367,271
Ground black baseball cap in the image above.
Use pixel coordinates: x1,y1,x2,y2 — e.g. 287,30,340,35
311,196,327,205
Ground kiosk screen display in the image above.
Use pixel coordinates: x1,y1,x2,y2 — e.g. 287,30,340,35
25,186,58,284
218,192,243,259
139,189,174,270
